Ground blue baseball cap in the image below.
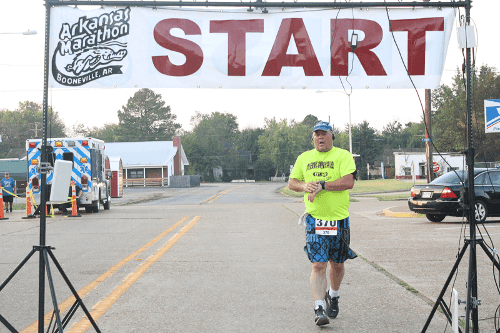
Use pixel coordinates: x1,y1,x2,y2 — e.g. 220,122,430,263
312,121,333,132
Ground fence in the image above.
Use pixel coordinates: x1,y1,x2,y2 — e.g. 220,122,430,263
124,178,168,187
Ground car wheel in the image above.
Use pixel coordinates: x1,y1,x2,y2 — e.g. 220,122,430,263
426,214,446,223
474,200,487,223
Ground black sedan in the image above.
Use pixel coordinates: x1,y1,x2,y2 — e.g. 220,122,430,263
408,168,500,223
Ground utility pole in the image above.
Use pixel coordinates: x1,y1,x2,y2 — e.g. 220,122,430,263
30,122,42,137
425,89,433,183
423,0,433,184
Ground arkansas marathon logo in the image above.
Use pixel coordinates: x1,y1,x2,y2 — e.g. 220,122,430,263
52,7,131,86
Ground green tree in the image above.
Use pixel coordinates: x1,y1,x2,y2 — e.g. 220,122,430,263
117,88,180,141
69,122,120,142
334,130,350,152
0,101,66,158
301,114,320,130
381,121,404,149
85,123,120,142
253,156,275,181
351,121,383,179
432,65,500,161
236,127,264,179
182,111,240,181
401,122,425,148
258,118,310,177
381,120,425,150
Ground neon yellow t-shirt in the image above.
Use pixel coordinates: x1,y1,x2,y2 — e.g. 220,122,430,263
290,147,356,221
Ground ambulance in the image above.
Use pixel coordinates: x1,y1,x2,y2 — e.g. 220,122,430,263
26,137,111,213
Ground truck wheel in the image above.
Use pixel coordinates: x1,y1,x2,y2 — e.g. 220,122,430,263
93,199,100,213
85,207,92,213
104,194,111,210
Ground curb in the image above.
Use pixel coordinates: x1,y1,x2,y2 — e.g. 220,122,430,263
383,207,425,218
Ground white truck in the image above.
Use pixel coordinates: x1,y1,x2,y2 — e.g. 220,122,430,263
26,137,111,213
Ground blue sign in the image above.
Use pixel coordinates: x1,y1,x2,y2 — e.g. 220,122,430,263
485,99,500,133
422,138,431,142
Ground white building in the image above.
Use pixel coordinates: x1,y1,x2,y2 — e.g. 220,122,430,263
394,151,465,179
105,138,189,187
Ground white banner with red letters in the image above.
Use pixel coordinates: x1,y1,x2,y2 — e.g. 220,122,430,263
48,6,455,89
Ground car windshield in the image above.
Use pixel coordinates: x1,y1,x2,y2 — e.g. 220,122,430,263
430,170,466,184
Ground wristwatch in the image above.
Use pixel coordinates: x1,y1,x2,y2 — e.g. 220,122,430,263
319,181,326,190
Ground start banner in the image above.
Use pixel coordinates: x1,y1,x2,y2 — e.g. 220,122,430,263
48,6,455,89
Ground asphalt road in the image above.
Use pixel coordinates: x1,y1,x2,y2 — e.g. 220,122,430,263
0,183,499,332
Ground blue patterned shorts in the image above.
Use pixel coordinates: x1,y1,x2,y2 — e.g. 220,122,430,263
304,215,357,263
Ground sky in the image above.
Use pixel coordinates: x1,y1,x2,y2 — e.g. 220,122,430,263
0,0,497,135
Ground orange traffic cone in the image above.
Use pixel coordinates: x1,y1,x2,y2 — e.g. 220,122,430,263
45,205,52,218
22,187,36,219
0,185,8,220
66,184,81,217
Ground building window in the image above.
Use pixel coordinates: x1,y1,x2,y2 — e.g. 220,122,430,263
404,167,412,176
128,169,144,179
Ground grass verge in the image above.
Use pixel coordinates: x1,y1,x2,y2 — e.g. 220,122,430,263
366,194,410,201
280,179,413,201
350,179,414,193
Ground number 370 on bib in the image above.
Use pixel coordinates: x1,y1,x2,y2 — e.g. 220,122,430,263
315,219,338,236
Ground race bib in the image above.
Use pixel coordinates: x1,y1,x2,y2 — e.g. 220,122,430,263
315,219,338,236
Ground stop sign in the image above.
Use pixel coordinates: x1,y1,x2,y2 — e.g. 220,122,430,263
433,162,439,173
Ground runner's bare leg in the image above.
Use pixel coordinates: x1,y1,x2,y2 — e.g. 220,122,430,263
329,261,344,291
311,262,328,300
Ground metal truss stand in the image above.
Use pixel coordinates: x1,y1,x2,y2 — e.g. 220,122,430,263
0,3,100,332
421,238,500,333
422,0,500,331
0,245,101,333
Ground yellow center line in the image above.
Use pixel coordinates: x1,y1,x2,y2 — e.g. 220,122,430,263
67,216,201,332
201,186,242,204
21,216,189,333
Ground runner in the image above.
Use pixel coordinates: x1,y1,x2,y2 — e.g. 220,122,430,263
288,121,357,326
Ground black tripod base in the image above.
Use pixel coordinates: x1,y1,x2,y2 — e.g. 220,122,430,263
0,245,101,333
422,238,500,333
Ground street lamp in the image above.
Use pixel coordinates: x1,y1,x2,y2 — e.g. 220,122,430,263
0,30,37,35
315,89,353,154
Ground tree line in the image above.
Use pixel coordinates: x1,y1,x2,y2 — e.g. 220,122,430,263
0,88,180,158
2,65,500,180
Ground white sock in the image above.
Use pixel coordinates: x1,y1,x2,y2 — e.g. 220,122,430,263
329,288,339,298
315,300,325,309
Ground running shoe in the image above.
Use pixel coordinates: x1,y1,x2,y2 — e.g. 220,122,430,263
324,292,339,318
314,306,329,326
